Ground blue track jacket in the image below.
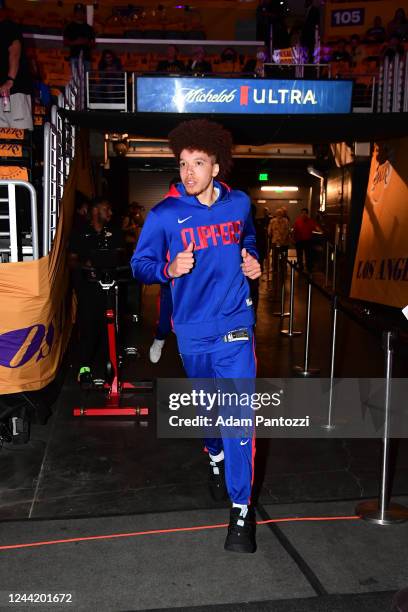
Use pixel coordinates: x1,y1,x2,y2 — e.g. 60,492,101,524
131,181,258,353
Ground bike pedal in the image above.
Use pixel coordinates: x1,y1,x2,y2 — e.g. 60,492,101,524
125,347,140,357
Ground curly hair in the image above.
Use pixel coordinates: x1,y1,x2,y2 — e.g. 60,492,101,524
168,119,233,180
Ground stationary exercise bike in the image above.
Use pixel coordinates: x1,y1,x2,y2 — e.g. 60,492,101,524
73,251,152,417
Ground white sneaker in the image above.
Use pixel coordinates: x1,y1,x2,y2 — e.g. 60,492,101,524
149,339,165,363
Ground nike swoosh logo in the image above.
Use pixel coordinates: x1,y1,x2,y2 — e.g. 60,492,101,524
178,216,192,224
240,439,250,446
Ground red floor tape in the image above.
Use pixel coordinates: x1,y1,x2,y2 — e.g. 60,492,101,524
0,515,360,551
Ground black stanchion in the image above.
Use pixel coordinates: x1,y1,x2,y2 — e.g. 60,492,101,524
280,263,302,337
293,277,320,377
332,244,337,294
325,241,330,288
356,331,408,525
321,295,339,430
273,251,290,318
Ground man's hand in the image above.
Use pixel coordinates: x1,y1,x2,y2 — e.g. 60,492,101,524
168,242,195,278
241,248,261,279
0,81,13,95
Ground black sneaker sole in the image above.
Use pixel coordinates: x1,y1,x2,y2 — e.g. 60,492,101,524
224,540,257,554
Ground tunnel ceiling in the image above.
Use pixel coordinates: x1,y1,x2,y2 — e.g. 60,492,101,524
63,110,408,145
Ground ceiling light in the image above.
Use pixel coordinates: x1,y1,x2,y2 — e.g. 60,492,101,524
260,186,299,192
307,165,325,179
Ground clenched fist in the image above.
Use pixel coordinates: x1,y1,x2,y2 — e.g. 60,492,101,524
241,248,261,279
168,241,195,278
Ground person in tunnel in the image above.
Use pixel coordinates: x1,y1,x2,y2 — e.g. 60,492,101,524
131,119,261,553
68,197,126,387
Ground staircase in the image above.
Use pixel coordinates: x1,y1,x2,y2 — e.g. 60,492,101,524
0,128,39,262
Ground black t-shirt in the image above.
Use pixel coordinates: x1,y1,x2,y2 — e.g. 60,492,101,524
0,20,32,94
187,59,212,74
63,21,95,60
69,223,125,265
156,59,185,74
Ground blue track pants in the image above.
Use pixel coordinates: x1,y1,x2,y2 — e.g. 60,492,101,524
181,329,256,505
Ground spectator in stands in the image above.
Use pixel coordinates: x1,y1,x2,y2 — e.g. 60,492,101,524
217,47,240,73
381,34,405,61
98,49,122,72
97,49,123,100
330,39,351,65
0,6,33,130
289,23,303,47
301,0,320,62
256,0,289,50
387,8,408,41
243,46,269,78
63,3,95,76
187,46,212,76
156,45,185,74
348,34,365,68
29,58,51,127
256,0,273,47
365,16,386,44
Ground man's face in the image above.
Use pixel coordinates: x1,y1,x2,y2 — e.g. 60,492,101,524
179,149,219,197
74,9,86,22
97,202,112,224
78,203,88,216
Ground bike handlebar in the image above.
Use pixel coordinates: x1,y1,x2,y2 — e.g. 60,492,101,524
81,263,133,285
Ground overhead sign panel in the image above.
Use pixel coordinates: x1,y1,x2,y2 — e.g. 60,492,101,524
136,77,353,115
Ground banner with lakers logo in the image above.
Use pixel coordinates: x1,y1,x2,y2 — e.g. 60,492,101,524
350,138,408,308
0,130,94,394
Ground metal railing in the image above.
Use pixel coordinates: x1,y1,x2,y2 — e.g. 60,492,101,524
86,71,128,111
377,51,408,113
80,50,408,115
272,260,408,524
0,181,39,262
336,74,376,113
43,121,63,255
42,90,77,256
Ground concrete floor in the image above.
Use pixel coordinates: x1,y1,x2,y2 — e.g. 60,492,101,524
1,269,408,611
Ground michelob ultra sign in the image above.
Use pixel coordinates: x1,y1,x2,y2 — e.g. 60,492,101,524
136,77,353,114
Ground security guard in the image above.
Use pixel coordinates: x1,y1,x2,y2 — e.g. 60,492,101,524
68,197,125,387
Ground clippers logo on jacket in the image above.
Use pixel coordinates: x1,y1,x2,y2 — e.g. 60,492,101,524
131,181,258,353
